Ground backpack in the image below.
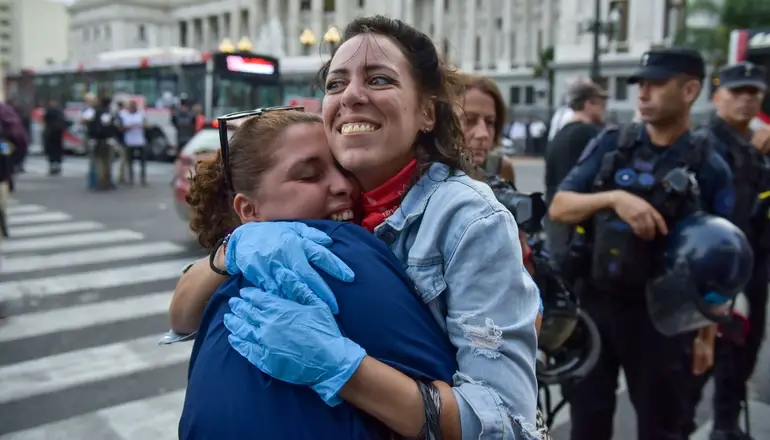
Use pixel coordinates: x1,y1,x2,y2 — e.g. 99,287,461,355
87,108,115,140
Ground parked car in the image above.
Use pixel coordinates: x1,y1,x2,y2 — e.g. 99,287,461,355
172,121,232,221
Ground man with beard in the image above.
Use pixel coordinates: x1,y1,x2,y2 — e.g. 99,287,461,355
544,81,607,263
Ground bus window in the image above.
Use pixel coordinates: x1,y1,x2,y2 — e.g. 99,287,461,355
257,84,281,107
112,69,136,96
180,64,205,103
33,76,48,106
136,68,159,105
213,77,254,114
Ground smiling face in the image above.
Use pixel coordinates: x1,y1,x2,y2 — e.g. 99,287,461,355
322,33,435,191
231,118,356,223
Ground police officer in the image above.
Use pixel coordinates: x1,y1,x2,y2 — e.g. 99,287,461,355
548,48,736,440
694,62,769,440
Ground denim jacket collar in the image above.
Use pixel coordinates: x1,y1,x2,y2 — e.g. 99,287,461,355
375,163,454,236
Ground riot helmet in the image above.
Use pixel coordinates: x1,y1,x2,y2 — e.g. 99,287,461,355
646,212,753,336
536,308,601,386
528,234,580,351
529,233,601,385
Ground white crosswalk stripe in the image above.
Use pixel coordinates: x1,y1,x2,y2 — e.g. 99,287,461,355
0,202,199,439
19,156,173,180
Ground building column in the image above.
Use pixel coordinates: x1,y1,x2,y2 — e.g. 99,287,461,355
336,0,349,29
451,1,462,64
201,17,211,51
311,0,324,49
500,0,513,70
482,0,494,69
390,0,403,21
217,14,225,41
230,3,241,40
432,0,444,49
462,0,476,71
542,0,553,48
288,0,301,56
403,0,414,25
514,3,528,67
247,3,259,45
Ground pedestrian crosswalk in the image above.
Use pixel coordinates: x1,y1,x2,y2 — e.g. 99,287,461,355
0,198,198,439
1,196,769,439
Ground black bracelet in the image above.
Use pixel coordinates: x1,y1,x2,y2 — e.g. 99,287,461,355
208,234,230,276
406,381,443,440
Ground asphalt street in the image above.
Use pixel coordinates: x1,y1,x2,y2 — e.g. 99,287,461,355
0,155,767,439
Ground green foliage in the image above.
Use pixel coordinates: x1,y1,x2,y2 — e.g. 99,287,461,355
677,0,770,65
532,46,554,78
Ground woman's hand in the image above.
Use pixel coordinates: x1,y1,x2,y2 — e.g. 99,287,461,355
225,222,355,314
224,286,367,406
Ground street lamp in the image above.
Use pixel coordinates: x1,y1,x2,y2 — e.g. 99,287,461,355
323,26,342,51
578,0,623,83
218,38,236,53
236,36,253,52
299,28,316,55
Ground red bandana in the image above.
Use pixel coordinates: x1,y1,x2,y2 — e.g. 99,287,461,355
361,159,418,232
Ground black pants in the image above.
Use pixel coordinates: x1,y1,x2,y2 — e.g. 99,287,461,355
44,130,63,164
688,254,768,433
126,145,147,184
567,291,695,440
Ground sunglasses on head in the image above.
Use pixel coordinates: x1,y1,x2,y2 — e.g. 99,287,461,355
217,105,305,193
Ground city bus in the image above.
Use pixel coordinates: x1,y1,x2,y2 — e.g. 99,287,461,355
729,28,770,128
3,45,281,160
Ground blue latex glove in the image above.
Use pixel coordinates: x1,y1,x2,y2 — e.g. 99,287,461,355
225,222,355,315
224,286,367,406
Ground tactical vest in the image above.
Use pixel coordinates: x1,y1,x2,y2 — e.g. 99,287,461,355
589,123,707,293
705,120,770,241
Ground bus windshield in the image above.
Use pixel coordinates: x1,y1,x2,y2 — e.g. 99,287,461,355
210,52,281,115
212,77,280,115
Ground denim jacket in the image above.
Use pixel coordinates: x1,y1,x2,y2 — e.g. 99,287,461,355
375,163,541,440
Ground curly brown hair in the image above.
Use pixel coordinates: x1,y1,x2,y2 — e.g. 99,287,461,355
186,110,323,248
457,73,507,146
316,15,477,178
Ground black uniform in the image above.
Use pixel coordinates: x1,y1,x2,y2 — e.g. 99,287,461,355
43,104,67,175
691,62,770,440
556,49,736,440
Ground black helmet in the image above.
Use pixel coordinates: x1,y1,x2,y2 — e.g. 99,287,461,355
536,308,601,386
646,212,753,336
529,236,580,352
528,233,601,385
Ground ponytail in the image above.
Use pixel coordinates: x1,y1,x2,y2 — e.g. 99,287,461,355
186,151,239,249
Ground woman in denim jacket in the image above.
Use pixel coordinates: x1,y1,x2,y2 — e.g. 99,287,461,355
171,16,541,440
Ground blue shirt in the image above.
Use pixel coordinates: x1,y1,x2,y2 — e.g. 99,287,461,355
558,126,735,218
179,220,457,440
